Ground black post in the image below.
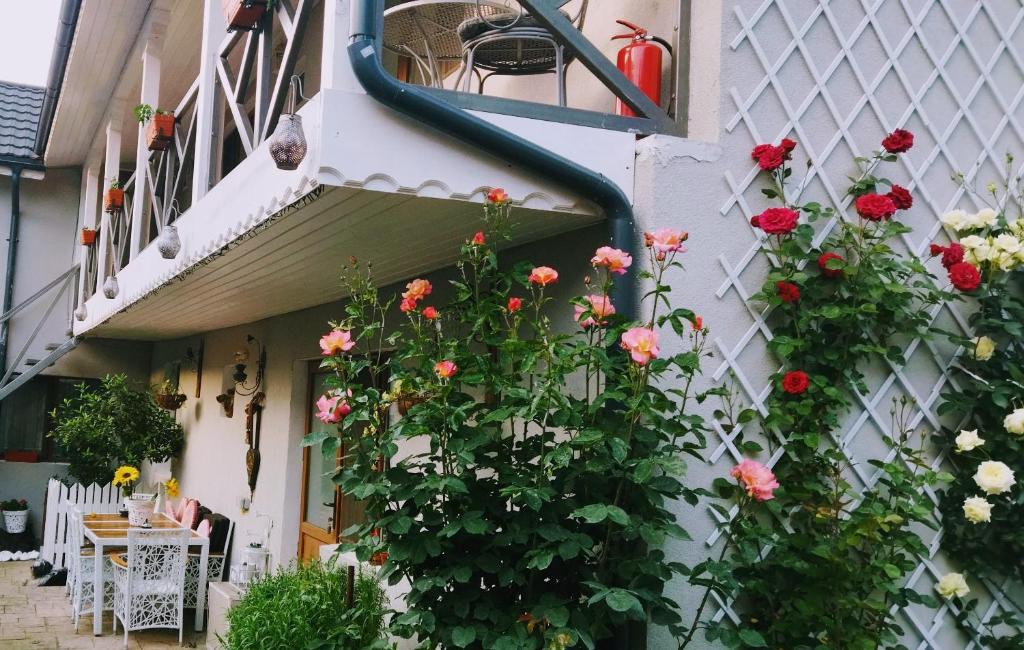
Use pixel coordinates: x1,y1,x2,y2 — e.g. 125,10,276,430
0,165,23,375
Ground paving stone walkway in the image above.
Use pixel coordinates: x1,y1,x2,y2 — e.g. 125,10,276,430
0,561,208,649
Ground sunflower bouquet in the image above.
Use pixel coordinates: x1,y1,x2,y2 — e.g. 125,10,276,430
112,465,140,497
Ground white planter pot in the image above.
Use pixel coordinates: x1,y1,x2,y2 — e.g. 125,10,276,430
126,498,156,526
3,510,28,534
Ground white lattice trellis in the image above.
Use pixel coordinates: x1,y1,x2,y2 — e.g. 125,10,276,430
708,0,1024,647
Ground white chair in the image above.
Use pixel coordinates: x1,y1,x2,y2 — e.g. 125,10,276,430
184,519,234,609
110,528,191,647
67,508,114,631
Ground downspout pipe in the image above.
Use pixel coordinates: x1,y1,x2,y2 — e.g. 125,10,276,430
34,0,82,157
0,166,23,375
347,4,638,319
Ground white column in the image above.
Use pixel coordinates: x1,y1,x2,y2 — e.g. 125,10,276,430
76,162,100,307
97,118,122,286
130,38,162,259
193,0,227,203
322,0,360,92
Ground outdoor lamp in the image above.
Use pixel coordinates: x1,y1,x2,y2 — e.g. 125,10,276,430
74,304,87,321
269,75,307,170
102,275,119,299
157,202,182,259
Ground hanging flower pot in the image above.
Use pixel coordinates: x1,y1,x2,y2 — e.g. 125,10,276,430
223,0,270,31
157,224,181,259
397,394,427,416
80,228,98,246
74,304,88,321
145,113,176,151
104,186,124,213
155,392,187,410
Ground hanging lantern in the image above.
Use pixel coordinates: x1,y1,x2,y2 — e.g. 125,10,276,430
269,76,307,171
74,304,88,321
157,224,181,259
102,276,119,299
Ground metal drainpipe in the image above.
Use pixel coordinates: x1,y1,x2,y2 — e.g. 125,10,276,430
347,3,638,319
0,166,22,375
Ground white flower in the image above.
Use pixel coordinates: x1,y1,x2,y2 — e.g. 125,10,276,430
995,251,1019,271
959,235,992,264
955,429,985,452
962,496,993,524
974,460,1015,495
936,572,970,599
970,208,998,228
941,209,969,230
993,233,1021,255
970,336,996,361
1005,408,1024,435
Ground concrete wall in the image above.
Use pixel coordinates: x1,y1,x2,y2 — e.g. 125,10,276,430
0,461,68,539
149,224,603,574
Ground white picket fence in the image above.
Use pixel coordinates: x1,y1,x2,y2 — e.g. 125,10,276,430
40,478,122,569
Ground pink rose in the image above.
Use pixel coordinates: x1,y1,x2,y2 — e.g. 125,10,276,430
528,266,559,286
402,278,432,303
591,246,633,275
316,393,351,424
620,327,660,365
643,228,688,260
319,330,355,355
731,459,779,501
434,360,458,379
574,294,616,328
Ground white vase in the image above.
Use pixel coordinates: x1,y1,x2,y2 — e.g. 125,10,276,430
126,498,156,526
3,510,28,534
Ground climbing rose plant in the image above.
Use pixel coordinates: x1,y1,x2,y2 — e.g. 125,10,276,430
933,156,1024,645
688,133,954,648
308,195,716,649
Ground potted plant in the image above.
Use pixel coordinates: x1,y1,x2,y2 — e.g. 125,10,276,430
49,374,186,488
103,180,124,214
134,103,175,152
154,378,187,410
391,378,428,416
80,228,98,246
1,499,29,534
222,0,273,32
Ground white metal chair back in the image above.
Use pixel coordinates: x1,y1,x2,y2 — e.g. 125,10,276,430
113,528,190,641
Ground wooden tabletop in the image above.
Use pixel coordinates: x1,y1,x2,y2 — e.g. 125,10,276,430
82,513,204,540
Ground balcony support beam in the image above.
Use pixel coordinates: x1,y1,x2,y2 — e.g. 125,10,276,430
130,37,163,259
97,115,122,291
322,0,360,92
194,0,227,204
76,161,99,309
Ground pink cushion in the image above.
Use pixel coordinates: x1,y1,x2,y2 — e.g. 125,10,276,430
196,519,211,538
181,499,200,529
164,500,178,521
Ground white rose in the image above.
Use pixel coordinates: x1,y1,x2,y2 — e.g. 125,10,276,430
974,460,1015,495
994,233,1021,255
955,429,985,452
936,572,970,599
995,251,1018,271
970,336,996,361
941,210,968,230
1005,408,1024,435
962,496,993,524
971,208,998,228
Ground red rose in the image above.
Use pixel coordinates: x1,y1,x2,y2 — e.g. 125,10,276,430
887,185,913,210
422,306,438,320
929,243,944,257
854,193,896,221
507,297,522,313
756,146,786,171
776,281,800,303
941,243,964,269
751,144,773,160
818,252,845,278
472,231,485,245
750,215,760,227
782,370,809,395
882,129,914,153
948,262,981,292
780,138,797,154
755,207,799,235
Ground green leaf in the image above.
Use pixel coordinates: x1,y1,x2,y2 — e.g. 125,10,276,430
572,504,609,524
738,629,767,647
451,626,476,647
604,589,641,614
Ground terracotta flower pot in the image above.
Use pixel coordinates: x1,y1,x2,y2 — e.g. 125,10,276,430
222,0,269,31
104,188,124,213
155,392,187,410
80,228,97,246
397,395,427,416
146,113,175,151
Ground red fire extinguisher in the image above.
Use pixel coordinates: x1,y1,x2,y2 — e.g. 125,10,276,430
612,19,673,117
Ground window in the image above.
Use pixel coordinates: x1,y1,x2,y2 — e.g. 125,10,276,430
0,376,99,462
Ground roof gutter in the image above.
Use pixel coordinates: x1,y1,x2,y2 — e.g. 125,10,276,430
347,2,638,319
34,0,83,158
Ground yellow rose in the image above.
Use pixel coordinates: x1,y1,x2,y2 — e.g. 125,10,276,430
962,496,992,524
936,572,969,599
974,460,1015,495
970,336,996,361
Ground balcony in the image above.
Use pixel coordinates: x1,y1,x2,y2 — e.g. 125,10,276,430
64,0,686,339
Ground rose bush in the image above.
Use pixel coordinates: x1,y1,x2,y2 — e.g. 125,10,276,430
687,132,951,649
308,196,718,648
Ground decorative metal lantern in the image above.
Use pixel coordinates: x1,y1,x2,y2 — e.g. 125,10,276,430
157,224,181,259
74,304,87,321
269,76,307,171
102,276,119,299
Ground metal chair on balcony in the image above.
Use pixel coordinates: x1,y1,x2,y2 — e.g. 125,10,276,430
455,0,588,106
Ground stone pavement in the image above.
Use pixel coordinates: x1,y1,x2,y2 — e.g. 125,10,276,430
0,561,209,649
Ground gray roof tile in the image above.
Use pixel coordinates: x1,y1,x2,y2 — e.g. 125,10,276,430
0,82,44,161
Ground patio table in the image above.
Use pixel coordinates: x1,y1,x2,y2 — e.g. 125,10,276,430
80,512,209,636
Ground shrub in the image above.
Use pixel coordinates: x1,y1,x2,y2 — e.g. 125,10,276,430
223,561,388,650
